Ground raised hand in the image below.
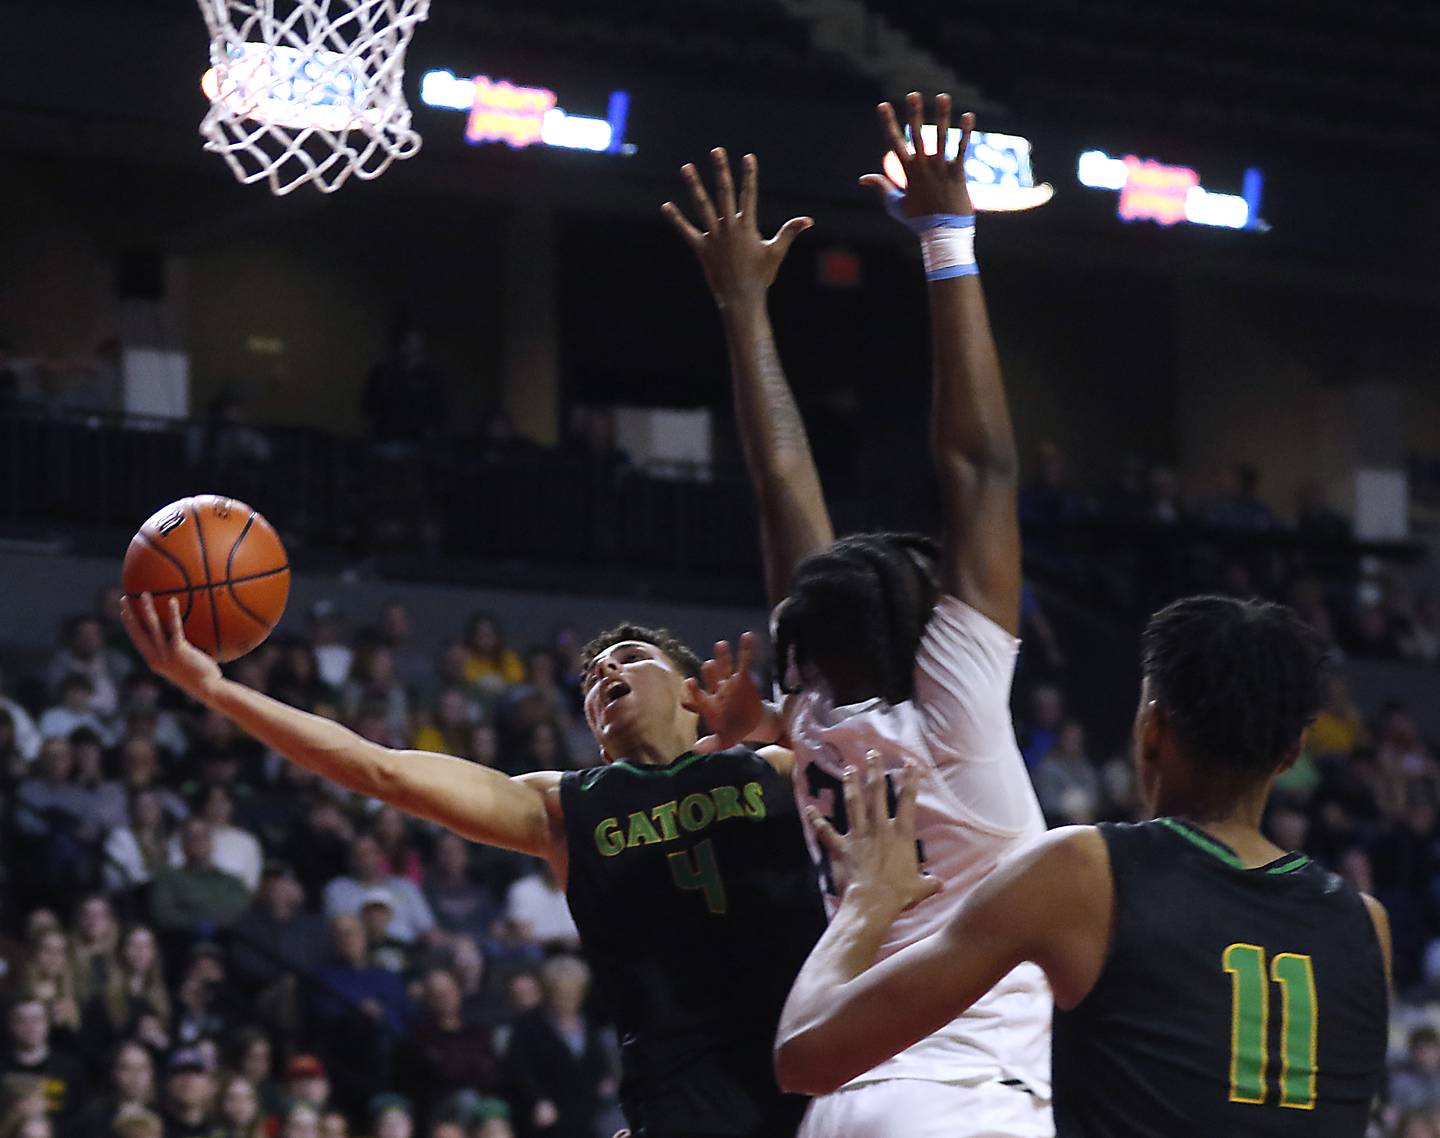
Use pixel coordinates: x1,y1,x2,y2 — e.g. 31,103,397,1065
682,633,769,753
663,148,813,310
860,92,974,221
808,751,940,913
120,593,223,698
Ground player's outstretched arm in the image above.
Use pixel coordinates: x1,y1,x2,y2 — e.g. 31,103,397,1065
775,752,1112,1094
864,94,1020,634
664,149,834,607
122,594,562,863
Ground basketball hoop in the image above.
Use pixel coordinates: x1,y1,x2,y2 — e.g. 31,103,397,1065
196,0,431,195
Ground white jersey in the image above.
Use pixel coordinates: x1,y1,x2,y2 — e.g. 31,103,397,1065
787,595,1053,1095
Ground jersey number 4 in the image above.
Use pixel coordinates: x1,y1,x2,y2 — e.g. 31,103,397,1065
667,840,726,915
1222,943,1318,1110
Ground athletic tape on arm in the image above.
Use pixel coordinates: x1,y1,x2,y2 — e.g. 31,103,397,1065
886,190,978,281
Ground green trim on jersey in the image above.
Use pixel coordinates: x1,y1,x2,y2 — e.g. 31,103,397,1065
1264,852,1312,875
610,752,705,778
1157,818,1312,875
1158,817,1246,869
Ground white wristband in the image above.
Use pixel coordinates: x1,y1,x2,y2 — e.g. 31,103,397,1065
919,224,978,281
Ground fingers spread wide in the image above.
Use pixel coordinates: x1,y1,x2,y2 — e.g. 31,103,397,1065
906,91,926,157
712,147,737,219
771,217,813,254
740,153,758,223
895,757,922,835
683,162,719,229
842,763,867,836
736,631,754,677
934,92,951,157
877,101,909,159
661,201,703,247
863,749,889,826
808,806,844,858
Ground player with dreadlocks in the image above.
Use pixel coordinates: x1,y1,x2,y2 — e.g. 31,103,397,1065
665,93,1052,1137
775,595,1390,1137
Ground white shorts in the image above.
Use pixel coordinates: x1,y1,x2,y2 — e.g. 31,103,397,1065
797,1076,1054,1138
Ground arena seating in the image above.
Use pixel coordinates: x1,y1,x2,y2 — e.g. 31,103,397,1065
862,0,1440,154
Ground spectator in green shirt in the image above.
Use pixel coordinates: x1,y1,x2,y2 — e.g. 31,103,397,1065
149,820,250,937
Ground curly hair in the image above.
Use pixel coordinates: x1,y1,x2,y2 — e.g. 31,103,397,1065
773,532,940,705
1141,595,1330,776
580,623,703,686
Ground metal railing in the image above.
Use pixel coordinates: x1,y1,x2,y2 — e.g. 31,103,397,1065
0,404,762,579
0,404,1424,607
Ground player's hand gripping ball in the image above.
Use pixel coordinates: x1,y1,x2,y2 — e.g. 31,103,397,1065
121,495,290,662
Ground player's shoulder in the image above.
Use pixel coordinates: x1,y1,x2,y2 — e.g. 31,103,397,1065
699,744,790,782
1021,824,1112,878
923,593,1021,652
971,826,1113,906
756,745,795,778
518,769,566,789
1360,891,1393,990
910,594,1021,705
1360,890,1389,929
515,768,567,823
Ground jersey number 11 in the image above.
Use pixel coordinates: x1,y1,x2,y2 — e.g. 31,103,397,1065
1222,943,1318,1110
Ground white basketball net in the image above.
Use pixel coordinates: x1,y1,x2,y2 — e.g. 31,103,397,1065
196,0,431,195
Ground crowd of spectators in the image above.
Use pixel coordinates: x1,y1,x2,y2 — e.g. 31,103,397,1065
0,592,626,1138
1,549,1438,1137
1017,443,1438,675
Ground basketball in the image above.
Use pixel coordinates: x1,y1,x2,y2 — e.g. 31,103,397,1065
121,494,290,663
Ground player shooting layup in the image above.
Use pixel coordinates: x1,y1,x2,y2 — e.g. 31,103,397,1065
120,599,826,1138
666,93,1052,1137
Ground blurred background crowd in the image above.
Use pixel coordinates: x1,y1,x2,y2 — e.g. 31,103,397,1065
0,595,626,1138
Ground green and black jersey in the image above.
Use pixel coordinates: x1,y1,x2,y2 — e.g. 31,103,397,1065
1053,819,1388,1137
560,747,826,1138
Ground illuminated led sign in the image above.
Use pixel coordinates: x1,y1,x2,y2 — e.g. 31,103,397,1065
419,70,632,154
883,125,1053,212
1077,149,1266,231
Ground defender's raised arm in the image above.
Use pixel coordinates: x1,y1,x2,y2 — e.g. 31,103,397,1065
866,94,1021,634
664,149,833,607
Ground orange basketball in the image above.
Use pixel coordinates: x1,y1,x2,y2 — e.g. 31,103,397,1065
122,494,290,663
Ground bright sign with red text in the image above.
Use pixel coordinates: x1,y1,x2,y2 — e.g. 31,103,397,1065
419,69,632,154
1078,149,1266,231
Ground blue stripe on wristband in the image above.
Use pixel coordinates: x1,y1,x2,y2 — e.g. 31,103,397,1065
883,190,976,234
911,213,976,232
926,263,980,281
